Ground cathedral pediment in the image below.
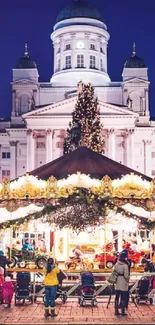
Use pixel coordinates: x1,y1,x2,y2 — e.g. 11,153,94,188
12,79,37,86
23,97,138,118
123,77,150,85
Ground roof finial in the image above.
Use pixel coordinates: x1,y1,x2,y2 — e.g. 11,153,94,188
24,43,29,57
132,42,136,57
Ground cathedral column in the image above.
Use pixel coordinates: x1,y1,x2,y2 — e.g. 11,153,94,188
71,33,76,68
26,130,35,172
10,141,18,180
46,129,53,163
123,89,128,106
143,140,152,176
107,129,116,160
60,37,65,70
97,36,101,70
12,90,16,117
144,89,149,116
85,33,90,69
130,129,135,169
124,130,130,167
53,43,57,73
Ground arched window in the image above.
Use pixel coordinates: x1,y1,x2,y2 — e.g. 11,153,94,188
100,58,104,71
20,95,29,114
129,91,141,112
65,56,71,69
77,55,84,68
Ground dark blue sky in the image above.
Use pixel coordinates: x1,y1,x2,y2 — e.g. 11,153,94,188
0,0,155,118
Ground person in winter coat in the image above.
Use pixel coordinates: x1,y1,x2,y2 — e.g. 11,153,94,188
43,258,60,318
114,252,130,316
3,276,14,307
0,251,11,277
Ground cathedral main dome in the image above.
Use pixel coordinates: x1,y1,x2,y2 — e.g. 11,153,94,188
56,0,105,23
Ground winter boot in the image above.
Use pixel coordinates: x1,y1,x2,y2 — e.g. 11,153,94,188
51,308,58,317
114,301,120,316
44,308,50,318
121,301,127,316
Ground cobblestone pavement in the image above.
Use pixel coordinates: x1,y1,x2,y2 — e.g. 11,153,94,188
0,298,155,324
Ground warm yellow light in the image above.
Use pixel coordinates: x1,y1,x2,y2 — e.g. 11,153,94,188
10,175,47,191
57,172,101,189
111,173,151,190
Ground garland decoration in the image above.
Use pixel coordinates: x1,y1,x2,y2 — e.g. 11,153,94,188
0,188,149,232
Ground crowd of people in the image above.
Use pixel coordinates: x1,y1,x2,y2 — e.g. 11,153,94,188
0,243,155,318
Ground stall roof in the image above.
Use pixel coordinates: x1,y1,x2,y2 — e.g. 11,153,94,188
30,146,151,181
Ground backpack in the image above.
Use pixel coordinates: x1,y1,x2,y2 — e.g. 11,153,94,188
108,269,118,284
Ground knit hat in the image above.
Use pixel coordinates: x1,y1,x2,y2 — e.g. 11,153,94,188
119,252,127,261
121,248,128,257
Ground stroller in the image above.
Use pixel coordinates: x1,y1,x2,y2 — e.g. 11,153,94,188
132,275,155,305
78,271,97,306
55,270,68,304
15,272,33,306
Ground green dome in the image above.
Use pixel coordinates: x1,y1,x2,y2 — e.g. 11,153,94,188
56,0,105,24
15,44,37,69
124,44,145,68
125,55,145,68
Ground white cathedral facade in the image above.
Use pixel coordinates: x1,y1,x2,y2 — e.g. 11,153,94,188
0,0,155,181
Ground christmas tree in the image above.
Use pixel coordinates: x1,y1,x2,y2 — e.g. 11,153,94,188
63,82,104,154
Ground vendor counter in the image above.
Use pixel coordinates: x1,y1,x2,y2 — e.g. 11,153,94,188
7,267,144,273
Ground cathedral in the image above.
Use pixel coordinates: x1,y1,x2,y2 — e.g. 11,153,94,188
0,0,154,181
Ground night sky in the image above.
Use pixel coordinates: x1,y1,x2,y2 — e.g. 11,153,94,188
0,0,155,118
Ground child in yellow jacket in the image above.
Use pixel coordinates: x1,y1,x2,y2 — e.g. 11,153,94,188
43,258,60,318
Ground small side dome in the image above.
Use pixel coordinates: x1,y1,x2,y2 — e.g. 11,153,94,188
124,43,145,68
15,44,37,69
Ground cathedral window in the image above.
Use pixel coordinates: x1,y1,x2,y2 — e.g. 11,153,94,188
77,55,84,68
36,142,45,149
57,59,60,72
90,44,96,50
65,44,71,50
100,58,104,71
90,55,96,69
2,152,10,159
2,170,10,181
65,55,71,69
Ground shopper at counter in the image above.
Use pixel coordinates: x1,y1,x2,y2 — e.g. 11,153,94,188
43,258,60,318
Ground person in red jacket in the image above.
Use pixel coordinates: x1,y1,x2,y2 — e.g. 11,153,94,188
3,276,14,307
0,266,4,304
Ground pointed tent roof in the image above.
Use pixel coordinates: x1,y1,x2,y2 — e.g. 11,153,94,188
30,147,151,181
